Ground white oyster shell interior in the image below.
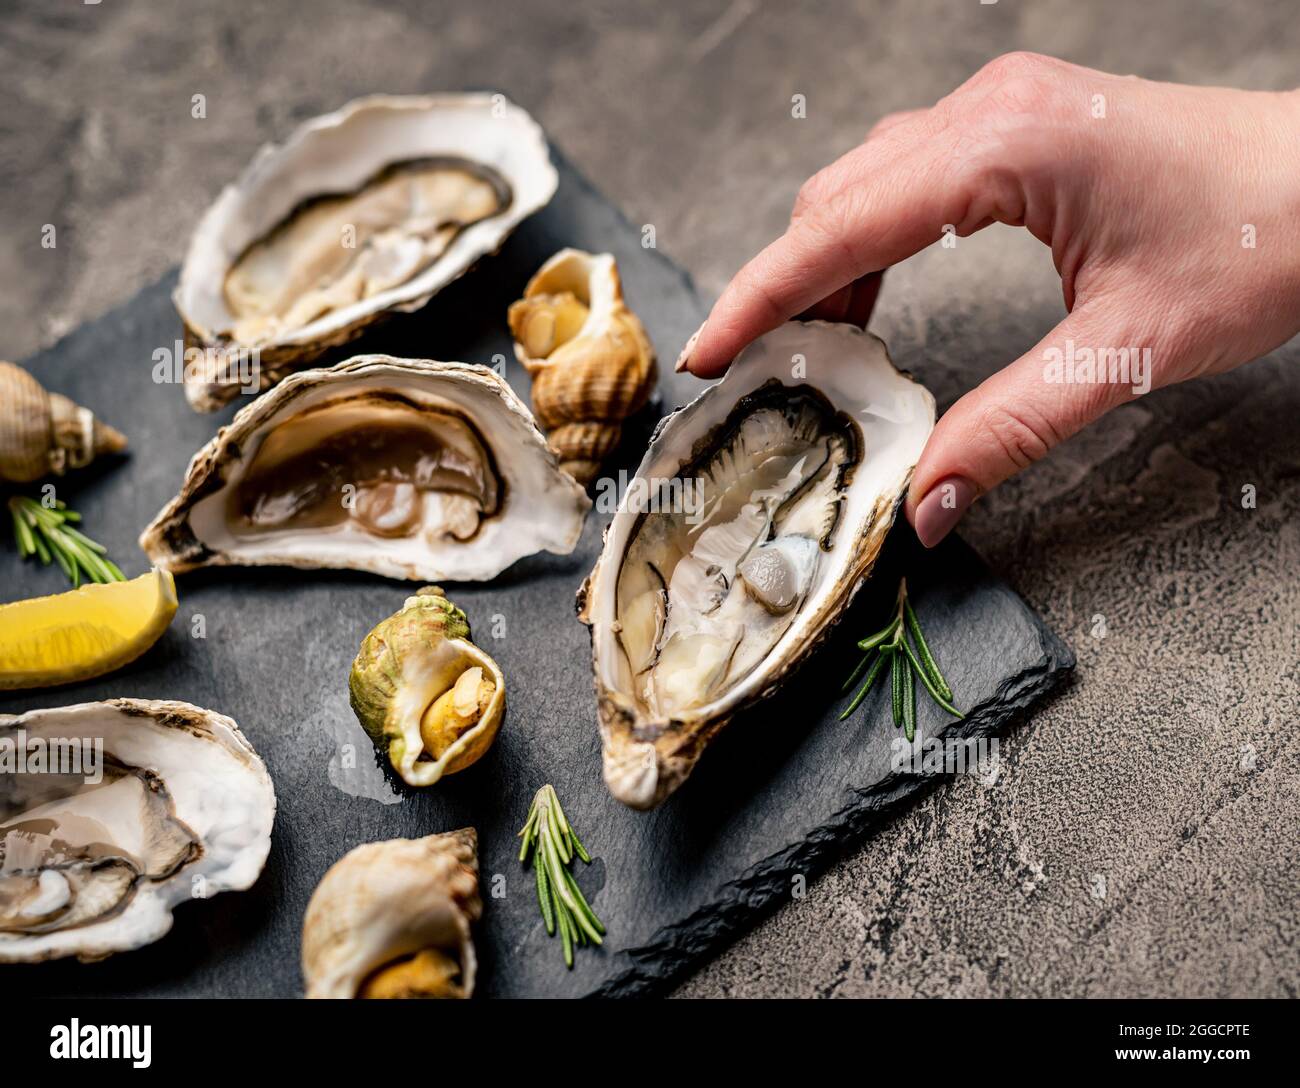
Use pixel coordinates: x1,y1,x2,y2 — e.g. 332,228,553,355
0,700,275,963
176,94,557,351
585,322,936,807
140,356,592,583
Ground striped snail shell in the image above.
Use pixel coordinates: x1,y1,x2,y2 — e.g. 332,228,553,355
0,361,127,483
507,249,656,485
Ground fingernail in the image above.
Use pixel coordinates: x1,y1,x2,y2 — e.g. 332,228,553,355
912,476,976,548
674,322,705,373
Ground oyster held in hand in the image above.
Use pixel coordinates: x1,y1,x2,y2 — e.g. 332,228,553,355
302,828,480,999
350,588,505,788
579,322,935,809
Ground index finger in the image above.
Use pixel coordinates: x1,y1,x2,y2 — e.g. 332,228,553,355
682,143,988,378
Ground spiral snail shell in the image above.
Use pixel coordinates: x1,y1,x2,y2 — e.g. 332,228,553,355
507,249,657,484
301,829,480,999
0,361,127,483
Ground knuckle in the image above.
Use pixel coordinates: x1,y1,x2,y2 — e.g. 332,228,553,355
793,164,839,218
979,400,1062,473
866,109,909,140
963,52,1068,136
976,50,1061,86
730,262,788,325
808,190,870,268
793,177,821,216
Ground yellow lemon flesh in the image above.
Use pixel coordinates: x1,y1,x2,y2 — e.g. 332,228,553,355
0,568,178,690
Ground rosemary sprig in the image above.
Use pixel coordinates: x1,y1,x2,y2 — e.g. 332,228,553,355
839,579,962,738
8,495,125,588
518,784,605,968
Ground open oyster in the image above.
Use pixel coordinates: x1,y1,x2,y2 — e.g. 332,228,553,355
0,699,275,962
578,322,935,809
302,829,480,999
140,355,591,582
350,588,505,787
175,94,558,412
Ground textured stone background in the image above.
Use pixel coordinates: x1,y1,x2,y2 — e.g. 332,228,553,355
2,0,1296,997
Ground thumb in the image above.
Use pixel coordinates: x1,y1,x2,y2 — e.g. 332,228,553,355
906,308,1150,547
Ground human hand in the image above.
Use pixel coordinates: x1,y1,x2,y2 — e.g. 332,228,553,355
676,52,1300,546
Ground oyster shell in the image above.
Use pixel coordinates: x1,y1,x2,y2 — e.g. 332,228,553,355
139,355,591,582
508,249,657,484
350,588,505,787
578,322,935,809
302,829,480,999
0,699,275,962
175,94,558,412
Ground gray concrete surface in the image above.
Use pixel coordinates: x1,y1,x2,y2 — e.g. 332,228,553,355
2,0,1296,997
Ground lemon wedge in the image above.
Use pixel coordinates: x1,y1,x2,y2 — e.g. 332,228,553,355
0,567,178,689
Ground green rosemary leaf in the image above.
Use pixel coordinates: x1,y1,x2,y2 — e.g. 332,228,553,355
840,649,872,695
558,903,574,968
63,524,107,555
890,650,903,729
902,657,916,742
544,809,572,867
12,506,36,557
839,650,887,720
535,852,555,935
856,616,900,652
518,784,606,968
73,541,113,584
48,536,75,584
904,597,953,701
30,527,52,565
900,639,964,718
560,865,605,943
9,495,123,587
518,809,539,861
551,788,572,835
570,826,592,865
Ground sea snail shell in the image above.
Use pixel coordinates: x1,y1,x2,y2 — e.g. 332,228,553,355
301,829,481,999
508,249,657,484
0,361,127,483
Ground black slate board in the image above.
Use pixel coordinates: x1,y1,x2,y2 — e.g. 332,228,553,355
0,149,1072,998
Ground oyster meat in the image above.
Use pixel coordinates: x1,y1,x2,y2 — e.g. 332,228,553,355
578,322,935,809
302,829,480,999
175,94,558,411
140,355,591,582
0,699,275,962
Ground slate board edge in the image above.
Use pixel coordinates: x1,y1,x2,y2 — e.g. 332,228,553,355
590,612,1076,998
